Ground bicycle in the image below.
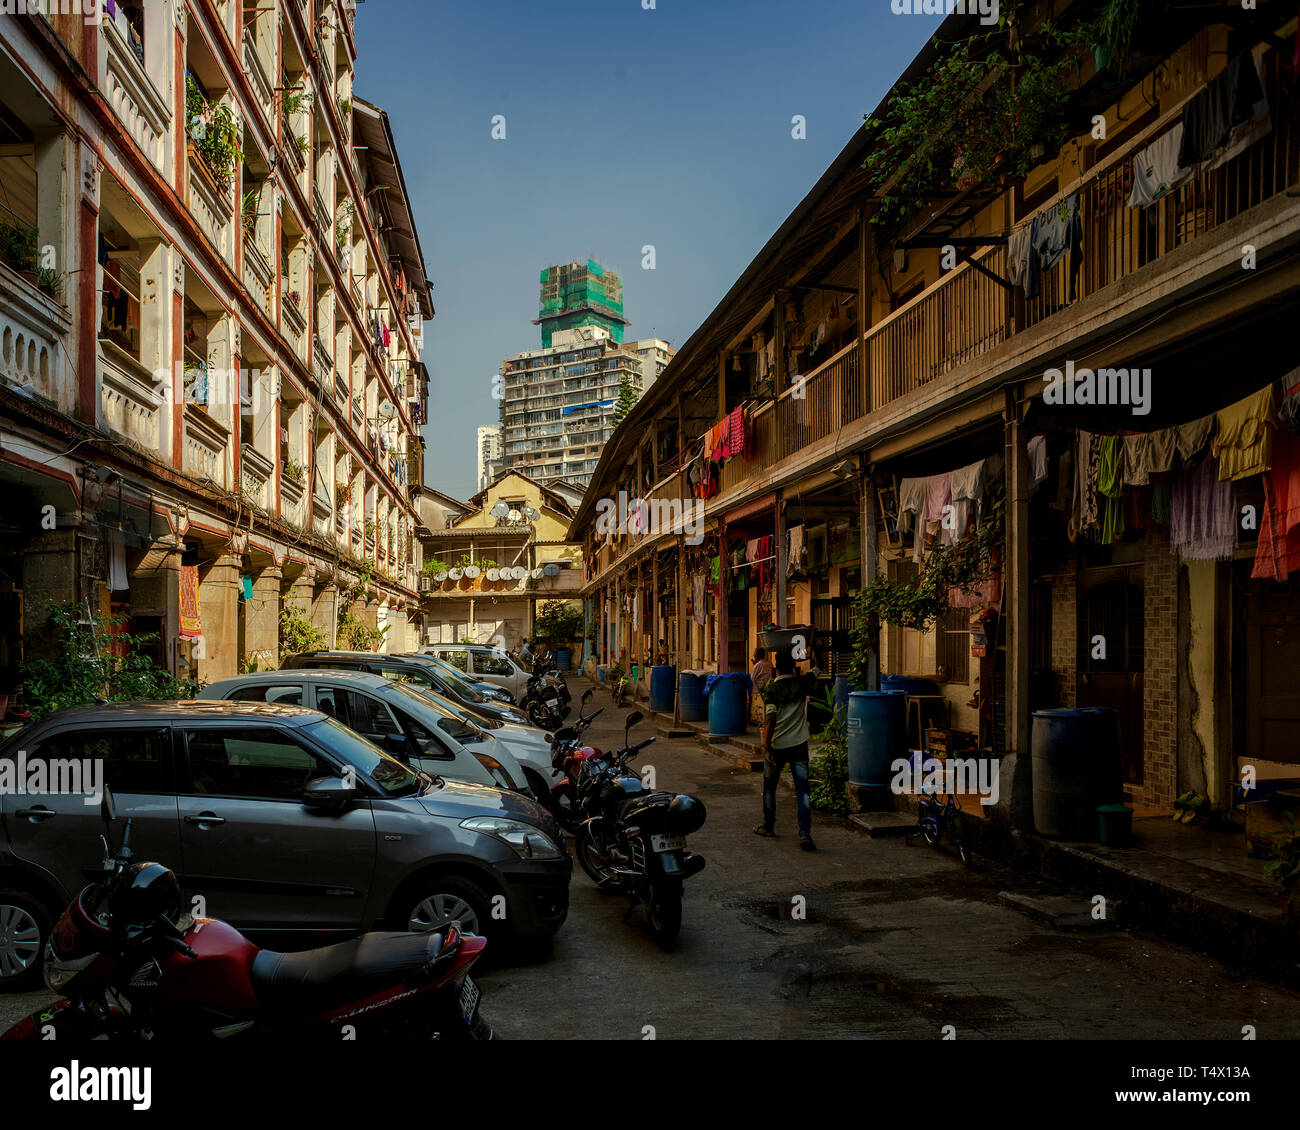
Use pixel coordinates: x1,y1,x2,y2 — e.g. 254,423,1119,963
906,786,971,867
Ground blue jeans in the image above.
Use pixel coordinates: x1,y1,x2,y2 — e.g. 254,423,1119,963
763,741,810,835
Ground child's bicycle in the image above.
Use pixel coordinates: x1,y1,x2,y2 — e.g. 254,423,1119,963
906,787,971,867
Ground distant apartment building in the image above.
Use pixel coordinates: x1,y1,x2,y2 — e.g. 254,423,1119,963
498,260,672,490
476,425,502,490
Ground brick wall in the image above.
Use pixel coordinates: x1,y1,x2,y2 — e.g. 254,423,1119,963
1136,525,1178,810
1050,565,1078,708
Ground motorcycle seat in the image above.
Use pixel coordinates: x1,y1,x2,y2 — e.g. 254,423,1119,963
251,931,444,1015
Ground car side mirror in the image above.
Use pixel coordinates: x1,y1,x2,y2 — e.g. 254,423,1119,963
301,776,356,812
383,732,411,761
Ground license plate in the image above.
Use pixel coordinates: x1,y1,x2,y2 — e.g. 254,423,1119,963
651,833,685,852
457,976,480,1024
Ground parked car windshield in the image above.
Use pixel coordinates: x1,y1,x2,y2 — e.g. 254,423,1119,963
419,655,490,703
303,717,422,796
388,681,494,742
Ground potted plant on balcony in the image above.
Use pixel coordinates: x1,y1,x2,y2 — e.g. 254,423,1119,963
185,74,242,191
282,458,306,486
337,94,351,119
0,220,39,283
280,79,312,118
241,187,260,237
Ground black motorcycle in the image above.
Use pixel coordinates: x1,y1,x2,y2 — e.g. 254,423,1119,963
573,711,706,947
520,654,571,729
546,689,604,833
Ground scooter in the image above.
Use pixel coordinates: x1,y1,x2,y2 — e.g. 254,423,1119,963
1,790,495,1041
572,712,707,948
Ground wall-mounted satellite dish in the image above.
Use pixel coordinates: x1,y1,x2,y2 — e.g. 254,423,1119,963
522,506,540,521
433,571,447,583
486,567,500,582
507,509,521,523
447,567,463,581
543,563,559,576
531,567,544,580
491,501,510,518
378,402,397,420
508,565,524,580
463,564,480,579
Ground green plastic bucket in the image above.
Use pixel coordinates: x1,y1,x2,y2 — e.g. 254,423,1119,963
1097,803,1133,847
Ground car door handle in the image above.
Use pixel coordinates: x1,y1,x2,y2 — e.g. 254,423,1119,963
185,813,226,826
15,806,56,821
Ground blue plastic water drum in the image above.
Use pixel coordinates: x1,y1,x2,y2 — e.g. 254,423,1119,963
1031,707,1122,840
679,672,706,721
707,673,748,736
846,691,907,787
881,673,941,697
596,665,607,683
555,648,571,671
649,665,676,713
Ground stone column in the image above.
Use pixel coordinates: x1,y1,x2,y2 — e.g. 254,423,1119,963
20,527,80,664
244,564,282,668
196,552,241,681
311,580,338,648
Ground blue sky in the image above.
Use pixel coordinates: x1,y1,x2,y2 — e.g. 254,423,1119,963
355,0,934,501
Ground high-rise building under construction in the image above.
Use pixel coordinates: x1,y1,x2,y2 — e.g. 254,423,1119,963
499,260,672,491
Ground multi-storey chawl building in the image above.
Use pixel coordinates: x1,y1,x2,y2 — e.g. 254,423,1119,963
500,326,673,491
0,0,433,692
571,4,1300,832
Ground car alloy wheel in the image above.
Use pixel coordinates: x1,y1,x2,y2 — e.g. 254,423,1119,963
0,901,42,981
408,892,481,935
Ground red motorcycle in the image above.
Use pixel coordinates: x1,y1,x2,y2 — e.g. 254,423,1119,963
1,792,494,1041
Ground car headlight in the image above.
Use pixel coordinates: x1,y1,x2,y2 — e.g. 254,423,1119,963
459,816,562,860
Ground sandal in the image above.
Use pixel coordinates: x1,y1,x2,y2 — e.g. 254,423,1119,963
753,823,776,837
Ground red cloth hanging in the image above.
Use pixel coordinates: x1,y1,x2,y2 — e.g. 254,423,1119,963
1252,427,1300,580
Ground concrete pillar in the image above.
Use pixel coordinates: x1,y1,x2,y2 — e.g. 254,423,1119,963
311,581,337,647
20,526,79,664
998,392,1034,831
859,467,879,691
244,564,282,669
196,552,241,681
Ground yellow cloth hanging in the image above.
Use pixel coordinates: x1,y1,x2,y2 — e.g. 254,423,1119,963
1212,385,1275,481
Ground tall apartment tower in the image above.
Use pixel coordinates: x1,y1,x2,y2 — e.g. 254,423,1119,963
476,425,503,490
500,260,672,491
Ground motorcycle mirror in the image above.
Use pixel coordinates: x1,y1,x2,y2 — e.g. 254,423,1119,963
100,787,117,825
624,711,643,742
581,689,593,705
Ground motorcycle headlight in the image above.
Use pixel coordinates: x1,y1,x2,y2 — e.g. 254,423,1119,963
459,816,562,860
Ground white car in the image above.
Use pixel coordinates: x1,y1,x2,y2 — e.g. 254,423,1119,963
199,670,531,794
421,644,535,702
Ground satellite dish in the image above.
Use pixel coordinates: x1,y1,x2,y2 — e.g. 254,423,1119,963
463,564,480,579
447,567,463,581
511,565,527,580
432,571,447,583
531,567,544,580
378,402,397,420
523,506,540,521
507,509,521,523
486,567,500,581
491,501,509,518
543,563,560,576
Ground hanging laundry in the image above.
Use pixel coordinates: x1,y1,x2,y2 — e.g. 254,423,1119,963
787,524,805,577
1212,384,1275,481
1150,481,1172,526
1006,222,1032,290
1177,51,1271,171
692,573,706,627
924,473,952,523
108,532,128,592
897,477,927,535
726,406,746,460
1027,435,1048,490
1120,433,1152,487
1170,456,1237,560
1097,436,1127,544
948,459,985,541
1176,414,1216,466
1127,122,1194,208
1251,427,1300,581
1026,193,1083,301
1071,430,1102,540
1148,427,1177,473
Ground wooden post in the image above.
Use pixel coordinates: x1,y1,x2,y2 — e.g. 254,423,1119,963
652,550,660,669
1005,389,1031,815
675,535,686,725
717,350,727,421
718,515,729,673
775,493,787,628
860,464,879,692
858,205,873,412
